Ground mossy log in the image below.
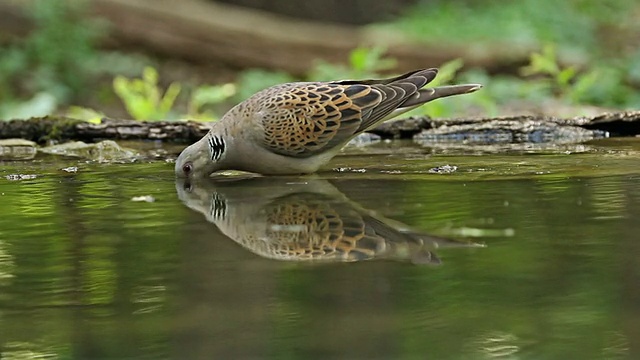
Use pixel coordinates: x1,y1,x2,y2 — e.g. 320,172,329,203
0,111,639,145
0,117,210,144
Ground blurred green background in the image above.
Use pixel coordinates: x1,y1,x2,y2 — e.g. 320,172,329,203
0,0,639,122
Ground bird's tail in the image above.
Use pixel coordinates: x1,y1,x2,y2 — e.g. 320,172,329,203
402,83,483,108
381,82,482,122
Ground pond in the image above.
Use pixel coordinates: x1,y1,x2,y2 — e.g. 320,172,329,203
1,138,639,359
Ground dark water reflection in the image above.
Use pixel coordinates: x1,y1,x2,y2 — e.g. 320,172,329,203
176,177,480,264
1,148,639,359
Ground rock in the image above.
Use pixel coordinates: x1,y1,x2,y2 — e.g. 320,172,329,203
61,166,78,173
370,117,432,139
5,174,37,181
346,132,382,147
40,140,137,162
414,118,608,145
0,138,37,160
428,165,458,174
131,195,155,202
333,167,367,173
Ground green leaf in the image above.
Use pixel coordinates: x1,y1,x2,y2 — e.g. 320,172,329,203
557,67,577,87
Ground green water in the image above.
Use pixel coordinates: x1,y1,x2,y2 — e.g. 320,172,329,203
1,139,639,359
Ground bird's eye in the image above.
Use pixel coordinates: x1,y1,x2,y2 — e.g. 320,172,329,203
182,162,193,175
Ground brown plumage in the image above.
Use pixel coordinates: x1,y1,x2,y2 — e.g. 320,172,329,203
175,68,481,177
176,177,484,264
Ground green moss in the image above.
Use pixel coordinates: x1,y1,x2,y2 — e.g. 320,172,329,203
28,116,85,143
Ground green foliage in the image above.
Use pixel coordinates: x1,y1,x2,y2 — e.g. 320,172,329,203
0,0,103,119
234,69,295,102
1,0,638,122
233,47,398,106
234,47,398,105
413,43,640,118
384,0,640,112
348,47,397,76
519,45,640,108
390,0,636,55
187,83,237,121
309,46,396,80
109,47,399,121
65,106,105,124
459,69,550,110
25,0,102,96
113,67,182,121
520,44,594,103
113,67,235,121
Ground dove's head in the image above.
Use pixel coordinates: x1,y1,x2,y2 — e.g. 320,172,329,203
175,131,228,179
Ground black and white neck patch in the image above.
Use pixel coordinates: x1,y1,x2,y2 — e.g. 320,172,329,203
208,135,225,161
210,192,227,221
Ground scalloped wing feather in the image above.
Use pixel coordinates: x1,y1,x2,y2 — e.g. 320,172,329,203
256,68,445,158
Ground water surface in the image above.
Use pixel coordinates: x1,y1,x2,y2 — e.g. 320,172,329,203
1,139,639,359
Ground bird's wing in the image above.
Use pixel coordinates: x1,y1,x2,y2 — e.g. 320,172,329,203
259,193,442,263
259,193,387,261
258,69,438,158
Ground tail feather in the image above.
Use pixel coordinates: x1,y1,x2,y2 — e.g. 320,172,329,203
348,68,482,130
377,83,482,122
401,84,483,108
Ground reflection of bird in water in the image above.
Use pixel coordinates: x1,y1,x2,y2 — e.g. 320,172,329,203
176,177,482,264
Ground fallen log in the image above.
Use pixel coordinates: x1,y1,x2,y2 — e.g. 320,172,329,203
1,111,639,145
373,111,640,139
1,0,532,75
0,117,210,144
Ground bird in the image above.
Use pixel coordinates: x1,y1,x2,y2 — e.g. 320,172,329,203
175,176,483,264
175,68,481,178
